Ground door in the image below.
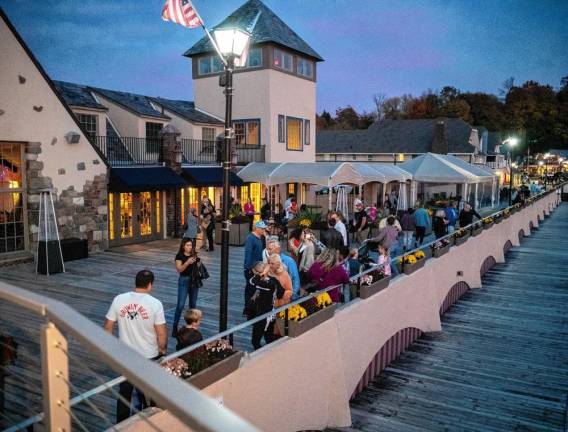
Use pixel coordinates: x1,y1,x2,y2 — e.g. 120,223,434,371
109,191,162,246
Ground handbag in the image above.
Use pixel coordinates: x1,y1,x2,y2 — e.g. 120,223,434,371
197,262,210,280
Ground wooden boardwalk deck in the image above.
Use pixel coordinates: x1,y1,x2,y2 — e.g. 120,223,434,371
0,238,252,430
330,203,568,432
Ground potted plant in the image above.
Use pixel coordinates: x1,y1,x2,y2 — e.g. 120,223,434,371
357,267,390,299
275,292,336,337
453,228,470,246
431,239,451,258
503,208,511,219
214,214,249,246
471,222,483,237
482,217,494,229
161,339,243,390
494,213,503,224
400,250,426,275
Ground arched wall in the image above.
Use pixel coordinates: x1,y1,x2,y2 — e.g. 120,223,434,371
440,281,470,316
518,229,525,243
503,240,514,255
132,191,560,432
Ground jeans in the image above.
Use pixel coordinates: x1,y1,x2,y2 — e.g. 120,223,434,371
173,276,198,330
416,226,426,245
402,231,414,250
251,317,277,350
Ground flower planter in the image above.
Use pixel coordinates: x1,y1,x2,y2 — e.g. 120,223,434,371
187,351,243,390
454,233,470,246
214,222,249,246
359,276,391,299
503,213,510,219
432,243,451,258
276,303,337,338
483,222,494,229
471,226,483,237
494,218,503,224
402,258,426,275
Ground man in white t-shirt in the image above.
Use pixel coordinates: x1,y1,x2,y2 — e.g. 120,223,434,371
104,269,167,423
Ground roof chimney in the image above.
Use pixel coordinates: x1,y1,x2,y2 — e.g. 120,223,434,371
431,120,448,154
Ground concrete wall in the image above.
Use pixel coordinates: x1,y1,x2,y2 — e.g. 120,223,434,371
128,191,560,431
0,18,106,194
193,68,316,163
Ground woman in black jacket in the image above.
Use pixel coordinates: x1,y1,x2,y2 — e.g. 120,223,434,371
248,261,284,350
433,209,449,239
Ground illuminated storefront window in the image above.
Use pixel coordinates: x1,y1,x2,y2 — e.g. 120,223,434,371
0,143,25,254
155,191,161,233
120,193,133,239
140,192,152,236
180,188,186,224
108,193,115,240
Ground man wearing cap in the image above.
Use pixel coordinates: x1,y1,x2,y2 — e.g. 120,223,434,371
243,220,267,318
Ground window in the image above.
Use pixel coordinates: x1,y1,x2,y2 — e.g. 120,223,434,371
108,193,115,241
146,122,163,153
367,155,374,161
297,58,313,78
233,120,260,147
198,56,224,75
273,48,293,72
0,143,26,254
286,117,303,151
202,127,216,142
77,114,97,140
278,115,285,143
246,48,262,68
304,119,310,145
352,154,357,160
155,191,161,234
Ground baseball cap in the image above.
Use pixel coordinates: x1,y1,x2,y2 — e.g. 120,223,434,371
255,220,268,229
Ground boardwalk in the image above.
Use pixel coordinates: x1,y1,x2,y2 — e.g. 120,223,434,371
332,203,568,432
0,239,251,429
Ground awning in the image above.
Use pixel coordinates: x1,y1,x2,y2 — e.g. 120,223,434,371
109,166,188,192
182,166,243,187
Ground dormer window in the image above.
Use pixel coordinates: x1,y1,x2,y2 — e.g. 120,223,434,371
273,48,293,72
297,58,313,78
198,56,224,75
245,48,262,68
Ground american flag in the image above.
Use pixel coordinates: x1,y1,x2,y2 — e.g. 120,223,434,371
162,0,203,29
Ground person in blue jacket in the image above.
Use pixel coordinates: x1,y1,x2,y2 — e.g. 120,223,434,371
243,220,266,318
414,204,431,246
444,201,458,234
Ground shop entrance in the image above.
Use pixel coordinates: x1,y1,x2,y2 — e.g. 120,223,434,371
108,191,162,246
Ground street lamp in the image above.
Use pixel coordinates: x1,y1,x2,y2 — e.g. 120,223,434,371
213,26,251,333
503,137,518,206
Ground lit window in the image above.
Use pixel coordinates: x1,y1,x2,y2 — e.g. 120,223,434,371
120,193,133,239
155,191,160,234
273,48,293,72
108,193,114,240
233,120,260,147
297,58,313,78
398,153,405,162
180,188,185,224
140,192,152,236
286,117,303,151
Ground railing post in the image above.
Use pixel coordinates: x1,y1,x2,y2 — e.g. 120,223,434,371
41,322,70,432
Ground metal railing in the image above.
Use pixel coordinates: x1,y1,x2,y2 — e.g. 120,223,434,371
91,136,266,167
0,281,258,432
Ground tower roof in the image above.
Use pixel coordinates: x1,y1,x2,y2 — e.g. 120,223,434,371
184,0,323,61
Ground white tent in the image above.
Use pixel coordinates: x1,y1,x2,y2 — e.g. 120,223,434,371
399,153,479,183
368,164,412,183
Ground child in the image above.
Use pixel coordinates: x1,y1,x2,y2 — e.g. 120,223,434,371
378,245,392,276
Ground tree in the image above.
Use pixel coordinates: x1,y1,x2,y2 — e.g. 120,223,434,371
500,77,515,98
372,92,387,121
334,106,362,129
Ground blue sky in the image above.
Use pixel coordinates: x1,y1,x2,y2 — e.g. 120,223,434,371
2,0,568,113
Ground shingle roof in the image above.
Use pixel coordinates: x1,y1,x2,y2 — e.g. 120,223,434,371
316,119,477,155
184,0,323,61
150,97,222,125
91,87,170,120
53,80,107,110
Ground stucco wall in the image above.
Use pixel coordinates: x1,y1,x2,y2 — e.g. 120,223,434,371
161,108,223,140
128,192,560,431
193,68,316,163
0,18,106,194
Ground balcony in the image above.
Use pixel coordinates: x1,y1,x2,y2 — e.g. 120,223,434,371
92,136,265,166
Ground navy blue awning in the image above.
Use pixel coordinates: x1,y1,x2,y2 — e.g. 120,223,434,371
109,167,188,192
182,167,243,187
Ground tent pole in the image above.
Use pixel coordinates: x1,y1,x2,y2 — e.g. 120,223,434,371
328,186,333,211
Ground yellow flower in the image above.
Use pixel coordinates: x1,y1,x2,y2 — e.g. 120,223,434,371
400,254,417,265
315,292,332,308
298,218,312,229
414,250,425,260
278,305,307,321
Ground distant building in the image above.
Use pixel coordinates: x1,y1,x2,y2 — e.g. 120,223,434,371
317,118,482,164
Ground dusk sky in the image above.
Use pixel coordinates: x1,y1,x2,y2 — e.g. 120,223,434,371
2,0,568,114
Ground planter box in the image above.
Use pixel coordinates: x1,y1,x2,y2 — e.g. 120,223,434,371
402,258,426,275
454,233,470,246
187,352,243,390
432,243,451,258
494,218,503,224
276,303,337,337
471,226,483,237
503,213,511,219
359,276,391,299
214,222,249,246
483,221,494,229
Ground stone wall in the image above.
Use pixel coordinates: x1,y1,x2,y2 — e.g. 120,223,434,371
25,142,109,255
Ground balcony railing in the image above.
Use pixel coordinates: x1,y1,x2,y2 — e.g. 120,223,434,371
91,136,265,166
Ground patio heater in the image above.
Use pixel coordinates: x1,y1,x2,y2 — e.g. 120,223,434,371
213,27,250,332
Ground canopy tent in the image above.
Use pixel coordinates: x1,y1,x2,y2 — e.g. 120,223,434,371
439,154,496,182
367,164,412,183
238,162,364,187
399,153,480,183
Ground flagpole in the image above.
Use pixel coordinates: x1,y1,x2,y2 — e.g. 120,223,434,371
191,5,228,67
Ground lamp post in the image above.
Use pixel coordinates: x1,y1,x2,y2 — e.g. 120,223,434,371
503,137,518,206
213,27,250,332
